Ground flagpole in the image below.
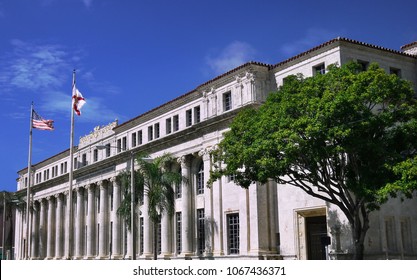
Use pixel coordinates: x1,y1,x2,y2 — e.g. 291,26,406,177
66,70,76,259
25,102,34,260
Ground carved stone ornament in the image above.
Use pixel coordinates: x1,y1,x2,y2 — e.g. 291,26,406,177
79,120,118,146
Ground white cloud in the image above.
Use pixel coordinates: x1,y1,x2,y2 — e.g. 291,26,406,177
205,41,256,75
82,0,93,8
1,40,71,91
280,28,339,56
0,39,121,123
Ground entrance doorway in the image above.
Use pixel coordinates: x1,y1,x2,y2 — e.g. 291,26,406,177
306,216,327,260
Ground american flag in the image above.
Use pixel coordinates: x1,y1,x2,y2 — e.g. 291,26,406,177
32,110,54,130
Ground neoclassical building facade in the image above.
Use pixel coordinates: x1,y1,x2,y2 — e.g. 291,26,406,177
15,38,417,260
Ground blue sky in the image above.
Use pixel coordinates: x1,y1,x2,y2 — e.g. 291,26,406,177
1,0,416,192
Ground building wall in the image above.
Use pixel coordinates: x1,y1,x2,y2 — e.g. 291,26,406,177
14,38,417,260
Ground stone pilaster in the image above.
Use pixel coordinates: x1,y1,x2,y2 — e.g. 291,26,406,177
75,187,85,259
178,155,192,257
110,177,122,259
86,184,96,259
46,196,55,259
98,181,108,259
30,201,39,259
55,193,64,259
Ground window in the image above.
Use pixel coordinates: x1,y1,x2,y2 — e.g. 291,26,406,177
390,67,401,77
157,221,162,255
400,217,413,253
105,144,111,157
132,132,137,147
357,60,369,71
166,118,172,134
176,168,182,198
173,115,179,132
227,213,240,254
140,217,144,255
228,174,236,183
117,139,122,153
385,216,397,252
186,109,192,127
154,123,160,139
313,63,325,75
122,136,127,151
176,212,182,254
197,209,205,255
93,149,98,162
197,162,204,195
60,162,67,175
138,130,143,145
82,153,87,167
194,106,201,124
223,92,232,111
148,126,153,141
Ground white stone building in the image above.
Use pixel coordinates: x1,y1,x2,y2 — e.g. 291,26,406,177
14,38,417,260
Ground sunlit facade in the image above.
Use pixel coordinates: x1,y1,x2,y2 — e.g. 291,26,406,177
15,38,417,260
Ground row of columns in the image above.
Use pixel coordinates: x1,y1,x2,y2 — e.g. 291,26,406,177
20,150,228,260
28,178,123,260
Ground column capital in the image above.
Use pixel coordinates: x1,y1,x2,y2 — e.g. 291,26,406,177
85,183,95,191
76,186,84,194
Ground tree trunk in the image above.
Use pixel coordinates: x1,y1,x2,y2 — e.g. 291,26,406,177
351,206,370,260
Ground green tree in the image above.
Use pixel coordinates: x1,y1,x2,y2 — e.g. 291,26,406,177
117,153,181,260
209,62,417,259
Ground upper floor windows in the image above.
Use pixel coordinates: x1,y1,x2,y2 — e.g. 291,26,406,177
148,125,153,141
154,123,160,139
166,118,172,134
194,106,201,124
357,60,369,71
223,92,232,112
186,109,192,127
173,115,179,132
132,132,137,147
93,149,98,162
138,130,143,145
390,67,401,77
313,63,325,75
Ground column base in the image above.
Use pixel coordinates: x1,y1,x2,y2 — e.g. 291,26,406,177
110,254,124,260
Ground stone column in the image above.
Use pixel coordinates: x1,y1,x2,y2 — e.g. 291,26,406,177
75,187,85,259
161,210,171,258
178,155,192,256
55,193,63,259
30,201,39,259
111,177,122,259
86,184,96,259
143,187,152,258
200,149,214,257
46,196,55,259
39,198,47,259
98,181,108,259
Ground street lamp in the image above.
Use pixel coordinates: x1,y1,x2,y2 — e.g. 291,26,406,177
96,145,137,260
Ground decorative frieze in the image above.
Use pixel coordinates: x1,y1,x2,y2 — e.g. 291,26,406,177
79,120,118,148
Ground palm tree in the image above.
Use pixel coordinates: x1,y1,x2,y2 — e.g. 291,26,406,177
117,152,182,260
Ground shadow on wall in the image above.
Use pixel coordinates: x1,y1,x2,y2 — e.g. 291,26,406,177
327,209,353,259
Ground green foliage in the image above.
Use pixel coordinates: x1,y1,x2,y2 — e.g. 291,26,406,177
117,152,181,229
210,62,417,250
